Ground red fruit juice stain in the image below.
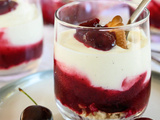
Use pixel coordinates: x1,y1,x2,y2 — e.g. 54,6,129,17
74,18,116,51
0,0,18,15
0,31,43,69
54,60,151,117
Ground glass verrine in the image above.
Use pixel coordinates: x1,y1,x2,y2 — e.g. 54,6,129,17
0,0,43,81
54,0,151,119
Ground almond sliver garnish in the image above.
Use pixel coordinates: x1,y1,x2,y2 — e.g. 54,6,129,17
114,29,127,49
107,15,127,49
107,15,123,27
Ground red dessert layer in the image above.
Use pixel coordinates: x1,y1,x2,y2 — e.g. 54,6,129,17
0,36,43,69
54,60,151,117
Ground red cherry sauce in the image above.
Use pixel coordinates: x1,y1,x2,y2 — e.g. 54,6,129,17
0,31,43,69
148,0,160,28
74,18,116,51
54,60,151,117
0,0,18,15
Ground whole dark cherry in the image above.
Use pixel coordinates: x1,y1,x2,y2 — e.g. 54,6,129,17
0,0,18,15
135,117,153,120
19,88,53,120
20,105,53,120
74,18,116,51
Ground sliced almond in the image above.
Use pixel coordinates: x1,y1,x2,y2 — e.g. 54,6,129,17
106,15,123,27
114,29,127,49
107,15,127,49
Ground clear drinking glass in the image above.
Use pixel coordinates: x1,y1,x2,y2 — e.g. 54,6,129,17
0,0,43,81
54,0,151,119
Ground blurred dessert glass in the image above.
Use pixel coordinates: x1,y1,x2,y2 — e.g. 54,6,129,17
147,0,160,71
148,0,160,33
54,0,151,119
40,0,72,25
0,0,43,81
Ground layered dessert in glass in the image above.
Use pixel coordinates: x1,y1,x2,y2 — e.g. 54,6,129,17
54,0,151,119
147,0,160,69
0,0,43,80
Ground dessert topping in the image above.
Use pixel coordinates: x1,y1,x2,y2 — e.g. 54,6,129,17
0,0,18,15
79,18,101,27
106,15,127,49
74,15,127,51
106,15,123,27
74,18,116,51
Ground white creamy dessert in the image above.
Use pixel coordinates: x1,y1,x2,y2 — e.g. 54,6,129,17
54,29,151,91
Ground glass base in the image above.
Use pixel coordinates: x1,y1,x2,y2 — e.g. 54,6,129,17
0,69,37,82
56,100,146,120
0,60,39,81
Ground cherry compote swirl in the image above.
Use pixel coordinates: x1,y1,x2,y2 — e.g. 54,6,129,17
74,18,116,51
0,0,18,15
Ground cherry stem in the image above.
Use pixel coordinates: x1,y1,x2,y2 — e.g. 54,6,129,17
19,88,38,105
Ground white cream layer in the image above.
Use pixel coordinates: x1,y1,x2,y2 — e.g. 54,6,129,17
0,0,43,45
54,29,151,90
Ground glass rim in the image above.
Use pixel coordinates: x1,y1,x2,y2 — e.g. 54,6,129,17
55,0,150,30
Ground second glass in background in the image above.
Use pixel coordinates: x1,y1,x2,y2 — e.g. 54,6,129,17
148,0,160,72
0,0,43,81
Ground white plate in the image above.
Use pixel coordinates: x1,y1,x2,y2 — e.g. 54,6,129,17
0,70,63,120
0,70,160,120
